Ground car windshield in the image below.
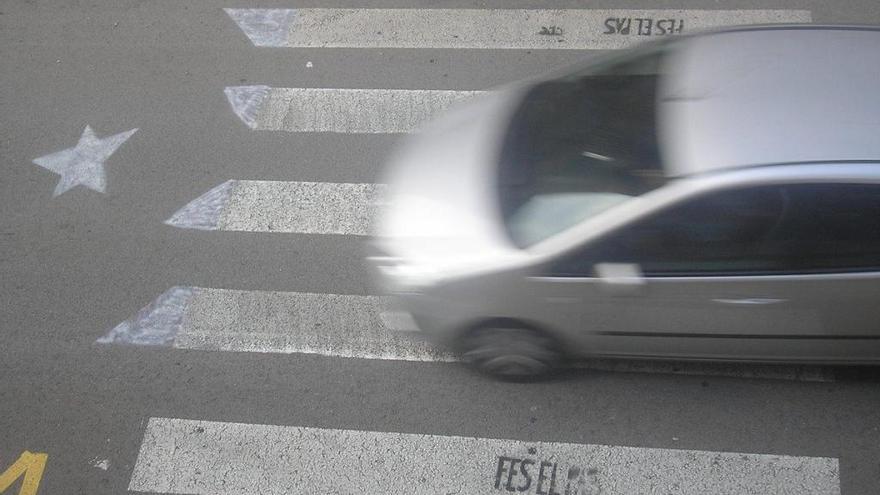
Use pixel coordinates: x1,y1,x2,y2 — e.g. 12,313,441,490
498,48,669,248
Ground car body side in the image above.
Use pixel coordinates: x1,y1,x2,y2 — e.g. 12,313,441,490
396,163,880,364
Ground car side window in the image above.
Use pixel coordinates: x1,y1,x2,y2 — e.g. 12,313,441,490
548,186,788,277
771,183,880,272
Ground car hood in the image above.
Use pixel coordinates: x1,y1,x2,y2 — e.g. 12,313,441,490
372,86,530,273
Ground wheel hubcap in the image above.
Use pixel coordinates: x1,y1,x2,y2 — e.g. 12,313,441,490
462,327,559,377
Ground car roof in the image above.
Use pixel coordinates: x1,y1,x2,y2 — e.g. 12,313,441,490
659,25,880,177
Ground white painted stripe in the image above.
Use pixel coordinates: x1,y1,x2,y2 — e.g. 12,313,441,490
165,180,385,234
98,287,452,362
98,286,835,382
225,8,812,49
220,181,383,235
229,87,482,133
130,417,839,495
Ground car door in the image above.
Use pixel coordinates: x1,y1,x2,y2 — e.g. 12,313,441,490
757,182,880,362
530,184,828,361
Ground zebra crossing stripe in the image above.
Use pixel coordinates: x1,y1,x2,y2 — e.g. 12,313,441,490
129,417,839,495
225,8,812,49
225,86,483,133
97,286,835,381
97,287,451,361
165,180,386,235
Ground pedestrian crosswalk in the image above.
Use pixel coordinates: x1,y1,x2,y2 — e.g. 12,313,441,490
157,0,830,379
109,3,832,377
101,4,842,493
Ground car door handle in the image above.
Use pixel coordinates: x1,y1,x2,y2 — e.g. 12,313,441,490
712,298,787,305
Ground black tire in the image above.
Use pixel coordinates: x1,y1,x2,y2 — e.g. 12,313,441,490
458,324,564,379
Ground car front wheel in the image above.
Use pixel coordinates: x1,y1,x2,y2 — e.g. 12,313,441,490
459,324,564,380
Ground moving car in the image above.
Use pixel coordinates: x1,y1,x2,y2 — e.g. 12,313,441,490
368,25,880,378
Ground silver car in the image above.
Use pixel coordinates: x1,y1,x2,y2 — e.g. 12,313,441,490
368,25,880,378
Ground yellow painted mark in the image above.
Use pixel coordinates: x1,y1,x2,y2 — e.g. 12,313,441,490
0,451,48,495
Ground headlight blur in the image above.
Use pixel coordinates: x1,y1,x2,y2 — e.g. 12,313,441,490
370,256,439,292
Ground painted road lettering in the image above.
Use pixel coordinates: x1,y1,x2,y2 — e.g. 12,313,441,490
538,26,564,36
495,455,599,495
0,451,48,495
604,17,684,36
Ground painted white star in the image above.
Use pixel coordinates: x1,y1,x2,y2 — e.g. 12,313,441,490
32,125,138,197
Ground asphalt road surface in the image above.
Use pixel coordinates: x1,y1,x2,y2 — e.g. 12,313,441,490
2,1,880,494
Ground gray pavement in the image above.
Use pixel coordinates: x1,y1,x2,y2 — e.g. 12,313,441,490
2,1,880,493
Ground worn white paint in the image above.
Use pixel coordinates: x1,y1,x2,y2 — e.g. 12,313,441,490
129,418,839,495
225,8,811,49
225,8,296,47
164,182,235,231
90,458,110,471
32,126,137,197
97,286,198,346
98,287,451,361
223,86,271,129
226,86,482,133
165,180,385,235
